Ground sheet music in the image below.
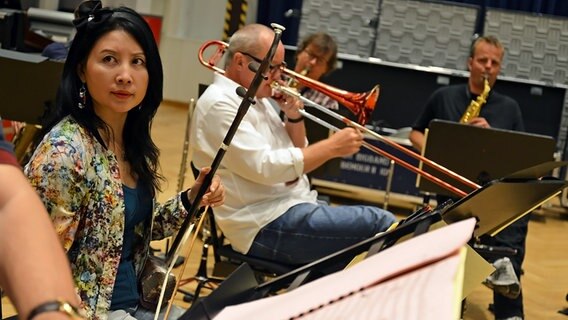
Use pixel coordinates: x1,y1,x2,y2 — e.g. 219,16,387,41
296,251,465,319
214,218,476,320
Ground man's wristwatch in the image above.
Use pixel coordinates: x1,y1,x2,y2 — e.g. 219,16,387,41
27,299,84,320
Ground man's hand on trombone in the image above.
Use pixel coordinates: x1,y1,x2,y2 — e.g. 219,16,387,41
273,78,364,157
327,127,364,157
273,79,304,122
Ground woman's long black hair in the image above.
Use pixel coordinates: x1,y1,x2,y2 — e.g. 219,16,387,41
42,1,164,194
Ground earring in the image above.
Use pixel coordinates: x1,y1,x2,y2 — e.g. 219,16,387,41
78,83,86,109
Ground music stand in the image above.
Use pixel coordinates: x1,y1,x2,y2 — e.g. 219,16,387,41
181,164,568,320
0,48,63,124
179,159,568,320
442,161,568,237
418,119,557,197
180,210,443,320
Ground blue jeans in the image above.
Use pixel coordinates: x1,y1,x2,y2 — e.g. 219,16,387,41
248,202,396,265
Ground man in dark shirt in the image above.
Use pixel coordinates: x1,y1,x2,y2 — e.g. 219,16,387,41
410,35,526,320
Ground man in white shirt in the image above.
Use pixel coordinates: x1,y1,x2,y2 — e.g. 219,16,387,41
190,24,395,267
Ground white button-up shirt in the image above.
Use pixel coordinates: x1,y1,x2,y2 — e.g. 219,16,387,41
189,73,318,253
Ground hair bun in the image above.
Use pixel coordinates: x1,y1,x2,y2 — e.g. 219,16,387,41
74,0,102,20
72,0,113,31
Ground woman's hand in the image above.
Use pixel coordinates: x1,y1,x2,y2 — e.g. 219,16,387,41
187,167,225,208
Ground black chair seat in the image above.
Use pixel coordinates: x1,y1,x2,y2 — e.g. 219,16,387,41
185,161,302,301
216,244,297,276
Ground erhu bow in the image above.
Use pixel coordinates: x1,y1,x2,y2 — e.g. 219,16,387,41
154,23,287,318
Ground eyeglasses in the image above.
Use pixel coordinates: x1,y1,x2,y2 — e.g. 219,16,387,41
239,51,286,72
302,48,329,65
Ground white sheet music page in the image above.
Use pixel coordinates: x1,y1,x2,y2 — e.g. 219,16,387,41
214,218,475,320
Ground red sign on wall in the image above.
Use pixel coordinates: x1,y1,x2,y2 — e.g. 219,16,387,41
142,15,162,46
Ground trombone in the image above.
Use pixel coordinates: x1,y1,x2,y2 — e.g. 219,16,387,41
198,40,378,125
198,40,480,198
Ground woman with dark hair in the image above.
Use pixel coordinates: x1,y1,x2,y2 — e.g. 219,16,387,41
24,1,225,319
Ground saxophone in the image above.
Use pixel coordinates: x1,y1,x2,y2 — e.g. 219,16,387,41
460,76,491,123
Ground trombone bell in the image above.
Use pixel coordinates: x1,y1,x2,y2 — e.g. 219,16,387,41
197,39,379,125
283,67,379,125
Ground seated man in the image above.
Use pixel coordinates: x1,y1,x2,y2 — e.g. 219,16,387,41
189,24,395,267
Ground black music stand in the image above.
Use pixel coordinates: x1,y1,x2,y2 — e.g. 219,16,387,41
0,48,63,124
180,161,568,320
443,161,568,238
181,209,444,320
418,119,557,197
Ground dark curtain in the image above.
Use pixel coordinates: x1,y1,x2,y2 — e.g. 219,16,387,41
256,0,303,46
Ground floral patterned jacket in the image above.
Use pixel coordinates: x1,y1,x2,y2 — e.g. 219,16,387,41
25,117,189,319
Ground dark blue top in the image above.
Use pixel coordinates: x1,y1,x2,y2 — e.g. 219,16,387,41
110,183,152,309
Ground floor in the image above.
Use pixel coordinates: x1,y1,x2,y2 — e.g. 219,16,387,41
3,101,568,319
